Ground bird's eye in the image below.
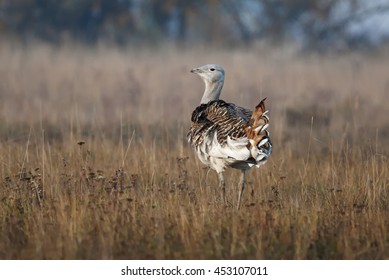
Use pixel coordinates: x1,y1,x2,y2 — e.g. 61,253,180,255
210,68,215,71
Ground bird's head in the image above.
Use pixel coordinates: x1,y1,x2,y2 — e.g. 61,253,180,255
190,64,225,84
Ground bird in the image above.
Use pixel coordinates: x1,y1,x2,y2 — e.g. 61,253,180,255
187,64,272,210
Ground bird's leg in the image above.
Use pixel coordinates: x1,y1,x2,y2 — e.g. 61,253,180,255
217,172,226,204
205,168,211,186
237,170,247,210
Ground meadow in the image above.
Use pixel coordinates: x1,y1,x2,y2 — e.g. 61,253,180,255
0,43,388,259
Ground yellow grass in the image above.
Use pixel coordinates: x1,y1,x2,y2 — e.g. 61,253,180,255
0,43,388,259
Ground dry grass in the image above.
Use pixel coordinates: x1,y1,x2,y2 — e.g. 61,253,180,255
0,43,388,259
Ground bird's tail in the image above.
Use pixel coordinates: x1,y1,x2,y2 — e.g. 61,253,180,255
245,98,272,163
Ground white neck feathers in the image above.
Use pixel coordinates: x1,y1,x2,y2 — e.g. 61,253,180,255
200,78,224,104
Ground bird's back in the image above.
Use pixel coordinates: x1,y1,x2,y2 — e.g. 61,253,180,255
188,99,271,173
189,100,250,145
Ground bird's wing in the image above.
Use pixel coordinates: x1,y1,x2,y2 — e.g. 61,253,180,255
201,100,252,160
204,100,251,144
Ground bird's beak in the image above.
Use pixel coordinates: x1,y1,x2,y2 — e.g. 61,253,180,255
190,68,202,74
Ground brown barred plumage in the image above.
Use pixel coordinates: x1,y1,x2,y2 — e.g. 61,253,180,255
189,100,249,146
188,64,272,209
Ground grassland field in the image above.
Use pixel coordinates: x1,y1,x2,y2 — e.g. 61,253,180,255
0,43,388,259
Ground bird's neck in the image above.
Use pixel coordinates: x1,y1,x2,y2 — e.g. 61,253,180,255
200,79,224,104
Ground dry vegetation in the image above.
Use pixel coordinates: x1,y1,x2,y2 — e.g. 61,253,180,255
0,43,388,259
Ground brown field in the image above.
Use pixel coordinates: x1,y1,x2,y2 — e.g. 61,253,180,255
0,43,388,259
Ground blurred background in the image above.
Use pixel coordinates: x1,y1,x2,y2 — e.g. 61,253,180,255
1,0,389,51
0,0,389,146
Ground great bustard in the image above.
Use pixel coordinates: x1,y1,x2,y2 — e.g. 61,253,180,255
187,64,272,209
